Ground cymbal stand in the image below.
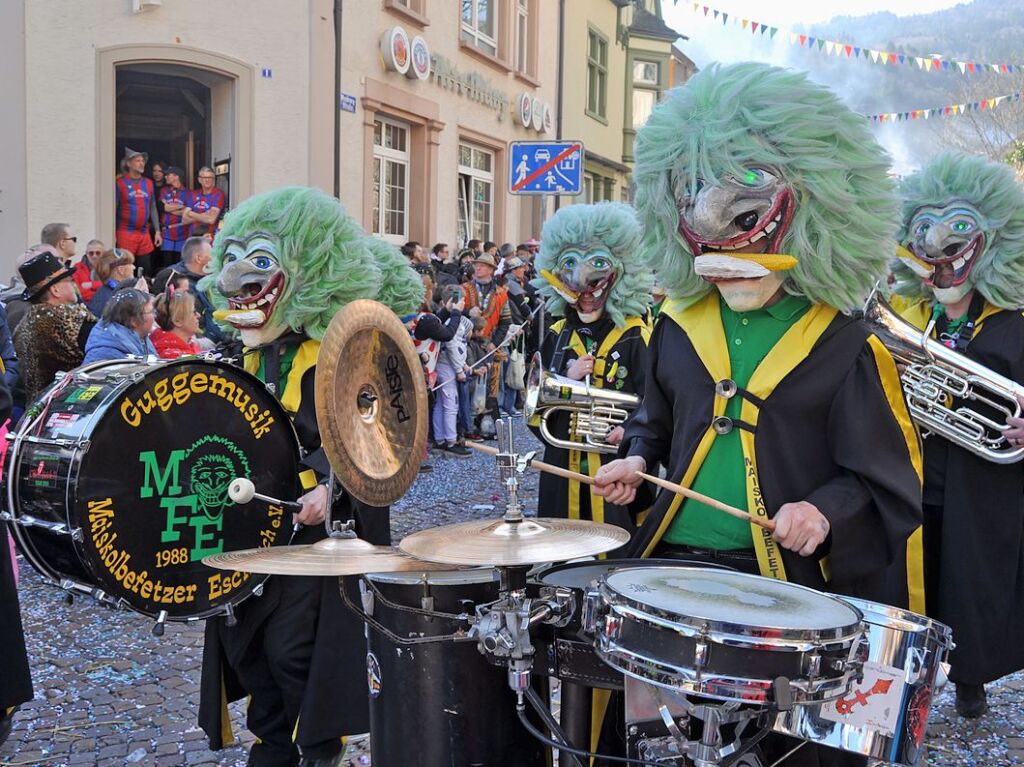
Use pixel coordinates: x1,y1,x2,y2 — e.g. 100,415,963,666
469,417,573,704
322,467,355,539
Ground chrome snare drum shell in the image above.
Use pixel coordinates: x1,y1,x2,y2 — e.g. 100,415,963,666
772,597,953,767
593,567,865,706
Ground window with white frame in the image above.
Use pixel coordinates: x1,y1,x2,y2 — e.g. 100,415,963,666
515,0,530,74
632,59,660,129
372,117,410,244
458,142,494,245
462,0,498,57
586,29,608,119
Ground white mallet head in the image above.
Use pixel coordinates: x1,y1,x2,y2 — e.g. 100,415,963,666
228,477,256,504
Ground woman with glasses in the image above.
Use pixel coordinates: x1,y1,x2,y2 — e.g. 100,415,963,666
82,289,157,364
72,239,105,302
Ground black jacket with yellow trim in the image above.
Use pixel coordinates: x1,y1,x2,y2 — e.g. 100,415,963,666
624,302,924,609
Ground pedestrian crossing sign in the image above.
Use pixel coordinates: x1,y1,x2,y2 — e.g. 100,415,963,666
509,141,585,195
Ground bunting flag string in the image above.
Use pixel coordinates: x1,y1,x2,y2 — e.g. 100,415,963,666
689,3,1023,75
863,91,1023,123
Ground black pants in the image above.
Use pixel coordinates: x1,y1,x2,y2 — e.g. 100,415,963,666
650,543,867,767
221,576,333,767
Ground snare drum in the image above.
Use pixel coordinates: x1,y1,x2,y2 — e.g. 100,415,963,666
772,597,953,766
593,567,864,705
4,358,300,625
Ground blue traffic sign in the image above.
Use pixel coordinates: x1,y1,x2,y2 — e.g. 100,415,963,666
509,141,585,195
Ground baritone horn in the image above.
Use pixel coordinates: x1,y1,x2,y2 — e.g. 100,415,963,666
523,352,639,454
863,289,1024,464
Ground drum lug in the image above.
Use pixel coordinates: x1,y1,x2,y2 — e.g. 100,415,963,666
253,583,264,597
0,510,11,522
582,587,603,635
360,579,375,617
152,610,169,637
694,639,709,671
70,527,84,543
806,651,822,679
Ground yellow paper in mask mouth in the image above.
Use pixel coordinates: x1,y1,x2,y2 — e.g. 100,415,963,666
213,308,267,327
895,245,934,279
694,253,798,279
539,268,581,302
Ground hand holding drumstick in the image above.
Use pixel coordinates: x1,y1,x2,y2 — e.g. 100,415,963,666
465,445,829,557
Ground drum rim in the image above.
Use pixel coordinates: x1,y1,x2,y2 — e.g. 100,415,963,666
839,596,953,643
595,640,855,705
8,357,302,621
599,566,864,642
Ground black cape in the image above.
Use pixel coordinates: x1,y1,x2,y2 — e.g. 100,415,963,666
1,524,32,711
531,312,649,540
901,301,1024,684
624,296,924,609
199,336,388,752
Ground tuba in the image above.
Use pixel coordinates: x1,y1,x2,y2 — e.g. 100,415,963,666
523,352,639,455
863,289,1024,464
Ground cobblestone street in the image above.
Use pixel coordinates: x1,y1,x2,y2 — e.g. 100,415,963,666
2,433,1021,766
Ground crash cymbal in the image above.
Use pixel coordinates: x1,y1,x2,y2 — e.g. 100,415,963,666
315,299,428,506
203,537,456,576
399,517,630,566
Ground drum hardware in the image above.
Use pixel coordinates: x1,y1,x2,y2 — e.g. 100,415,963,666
0,511,83,541
315,299,429,506
524,351,639,454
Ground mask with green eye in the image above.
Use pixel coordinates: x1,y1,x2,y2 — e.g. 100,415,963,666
905,200,987,303
550,248,619,318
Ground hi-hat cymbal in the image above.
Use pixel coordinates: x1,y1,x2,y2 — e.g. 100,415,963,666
399,517,630,566
203,537,456,576
315,300,428,506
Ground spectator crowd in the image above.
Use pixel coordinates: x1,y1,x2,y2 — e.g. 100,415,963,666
2,149,548,476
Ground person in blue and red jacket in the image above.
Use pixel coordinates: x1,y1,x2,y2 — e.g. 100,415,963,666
115,147,162,275
159,166,191,266
184,166,225,238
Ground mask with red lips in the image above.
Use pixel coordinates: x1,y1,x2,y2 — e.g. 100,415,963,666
677,166,795,312
905,201,985,305
552,248,618,322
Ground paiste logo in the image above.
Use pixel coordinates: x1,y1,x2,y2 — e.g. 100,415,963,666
142,435,251,562
385,354,411,423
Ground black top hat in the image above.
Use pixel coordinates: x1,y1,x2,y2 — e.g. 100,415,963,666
20,252,75,301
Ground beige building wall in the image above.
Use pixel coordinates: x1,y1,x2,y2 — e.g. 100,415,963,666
1,0,559,277
10,0,320,277
561,0,627,168
340,0,559,246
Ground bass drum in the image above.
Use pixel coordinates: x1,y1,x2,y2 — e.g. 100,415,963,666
362,568,547,767
5,358,301,622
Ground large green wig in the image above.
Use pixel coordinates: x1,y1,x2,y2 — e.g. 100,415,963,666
208,186,422,340
893,152,1024,309
531,202,652,327
633,62,899,312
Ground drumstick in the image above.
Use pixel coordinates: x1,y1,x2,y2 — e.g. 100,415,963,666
465,443,773,531
635,472,776,533
465,442,597,485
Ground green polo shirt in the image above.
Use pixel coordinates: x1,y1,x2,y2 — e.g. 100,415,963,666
664,292,811,549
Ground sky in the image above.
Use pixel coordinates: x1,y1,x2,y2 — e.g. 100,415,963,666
659,0,972,173
662,0,967,68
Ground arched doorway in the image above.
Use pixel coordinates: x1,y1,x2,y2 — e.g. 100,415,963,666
97,45,253,244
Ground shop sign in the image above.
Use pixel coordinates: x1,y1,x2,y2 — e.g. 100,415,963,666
380,26,411,75
432,54,509,120
408,36,431,80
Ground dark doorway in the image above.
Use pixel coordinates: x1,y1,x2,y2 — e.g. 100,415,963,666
115,63,233,198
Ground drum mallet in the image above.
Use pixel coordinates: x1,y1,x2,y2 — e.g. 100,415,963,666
229,478,304,510
465,443,775,532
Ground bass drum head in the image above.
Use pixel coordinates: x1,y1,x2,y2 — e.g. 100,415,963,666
72,359,300,620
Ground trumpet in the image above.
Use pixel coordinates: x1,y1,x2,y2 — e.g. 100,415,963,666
863,290,1024,464
523,352,639,454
